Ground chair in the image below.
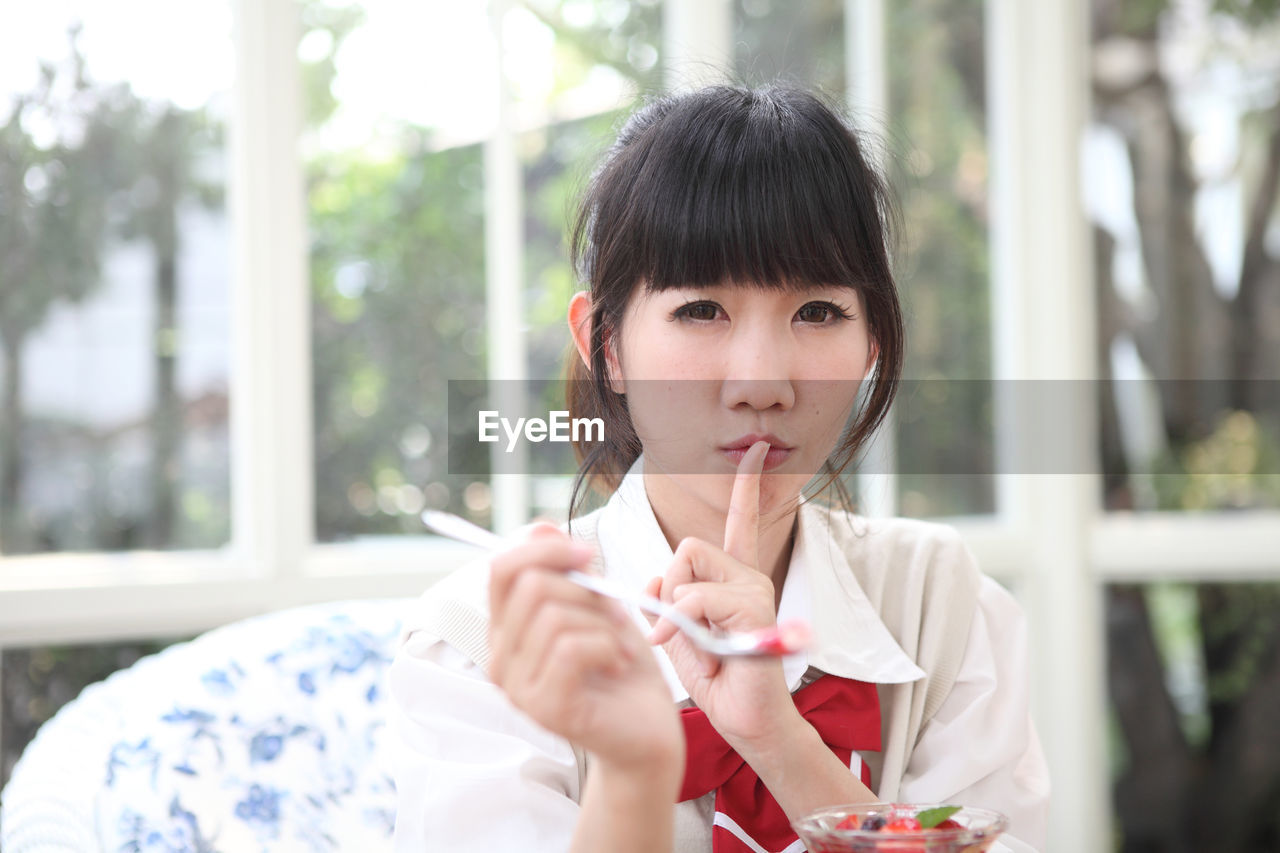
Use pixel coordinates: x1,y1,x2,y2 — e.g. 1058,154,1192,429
1,598,411,852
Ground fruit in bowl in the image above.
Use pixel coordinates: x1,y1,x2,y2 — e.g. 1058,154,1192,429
791,803,1008,852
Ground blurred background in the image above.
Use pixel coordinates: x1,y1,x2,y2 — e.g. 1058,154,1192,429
1,0,1278,850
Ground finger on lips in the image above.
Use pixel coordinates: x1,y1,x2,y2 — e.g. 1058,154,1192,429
645,445,770,657
723,439,767,567
657,440,766,596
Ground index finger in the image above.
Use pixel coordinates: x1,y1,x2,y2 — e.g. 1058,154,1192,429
722,440,767,568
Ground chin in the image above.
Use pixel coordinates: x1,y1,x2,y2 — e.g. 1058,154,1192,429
758,475,808,515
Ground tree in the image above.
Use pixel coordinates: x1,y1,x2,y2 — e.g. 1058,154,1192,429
0,24,225,554
306,0,663,538
1089,2,1280,849
112,104,223,548
0,32,127,553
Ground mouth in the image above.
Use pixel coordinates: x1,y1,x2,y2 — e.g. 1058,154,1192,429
719,434,794,471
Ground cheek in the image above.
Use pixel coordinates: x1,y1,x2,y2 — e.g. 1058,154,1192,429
619,339,710,381
625,380,719,449
823,333,874,377
799,383,862,440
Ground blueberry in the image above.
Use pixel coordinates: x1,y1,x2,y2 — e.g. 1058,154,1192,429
861,815,887,831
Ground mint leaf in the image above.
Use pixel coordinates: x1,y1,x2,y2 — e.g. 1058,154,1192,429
916,806,961,829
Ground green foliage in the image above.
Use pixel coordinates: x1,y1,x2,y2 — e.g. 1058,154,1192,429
887,0,993,517
522,112,624,380
0,22,231,555
520,0,664,95
1116,0,1170,37
0,58,115,342
306,1,661,535
1213,0,1280,26
309,140,489,538
1149,411,1280,511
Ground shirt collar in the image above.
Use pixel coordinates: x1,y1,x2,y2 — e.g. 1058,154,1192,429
595,456,924,703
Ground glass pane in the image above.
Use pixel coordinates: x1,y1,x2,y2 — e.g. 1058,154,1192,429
1,637,185,791
886,0,993,517
519,1,662,521
1087,2,1280,512
306,2,490,541
1106,581,1280,850
0,4,233,556
308,1,663,538
733,0,845,94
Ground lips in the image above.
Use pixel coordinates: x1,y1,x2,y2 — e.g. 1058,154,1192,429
719,434,794,471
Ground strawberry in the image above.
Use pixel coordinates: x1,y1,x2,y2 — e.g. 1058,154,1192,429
883,816,922,832
834,815,861,830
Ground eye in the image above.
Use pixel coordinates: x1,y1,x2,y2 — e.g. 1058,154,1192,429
672,301,723,322
795,301,856,324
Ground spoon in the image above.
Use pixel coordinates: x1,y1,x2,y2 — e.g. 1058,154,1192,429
421,509,811,658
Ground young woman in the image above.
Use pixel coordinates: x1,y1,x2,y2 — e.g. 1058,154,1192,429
390,85,1049,853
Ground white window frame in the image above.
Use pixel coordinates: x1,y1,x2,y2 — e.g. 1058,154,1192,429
2,2,1278,851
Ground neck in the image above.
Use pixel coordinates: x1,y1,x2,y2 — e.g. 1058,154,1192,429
641,470,800,603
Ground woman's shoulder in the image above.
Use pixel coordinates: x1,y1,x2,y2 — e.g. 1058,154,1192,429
804,504,984,624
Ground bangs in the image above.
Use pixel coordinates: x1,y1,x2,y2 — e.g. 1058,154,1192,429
575,86,895,296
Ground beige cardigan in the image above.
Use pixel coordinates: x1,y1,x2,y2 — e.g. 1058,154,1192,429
409,501,980,850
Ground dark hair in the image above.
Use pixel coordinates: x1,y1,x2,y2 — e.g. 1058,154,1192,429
565,84,904,518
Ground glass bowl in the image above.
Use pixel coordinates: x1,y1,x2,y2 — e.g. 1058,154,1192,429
792,803,1009,852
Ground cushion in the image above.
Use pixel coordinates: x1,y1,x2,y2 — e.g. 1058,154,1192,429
1,598,411,853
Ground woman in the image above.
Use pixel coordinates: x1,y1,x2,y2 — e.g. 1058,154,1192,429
390,85,1049,852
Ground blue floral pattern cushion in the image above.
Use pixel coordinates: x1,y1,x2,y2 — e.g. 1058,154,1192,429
2,599,409,853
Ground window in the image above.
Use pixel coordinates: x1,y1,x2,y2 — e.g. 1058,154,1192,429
1087,0,1280,515
0,2,233,556
3,2,1277,849
1086,1,1280,846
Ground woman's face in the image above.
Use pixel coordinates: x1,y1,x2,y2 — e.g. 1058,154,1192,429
608,282,876,521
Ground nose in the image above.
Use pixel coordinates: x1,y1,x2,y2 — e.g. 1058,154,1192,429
719,324,796,412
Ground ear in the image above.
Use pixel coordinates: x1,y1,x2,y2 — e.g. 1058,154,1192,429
864,338,881,379
567,291,624,391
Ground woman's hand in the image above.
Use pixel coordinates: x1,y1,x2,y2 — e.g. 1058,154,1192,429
645,442,804,752
488,524,684,782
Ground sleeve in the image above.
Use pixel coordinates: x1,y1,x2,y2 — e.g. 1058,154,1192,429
897,576,1051,853
387,627,583,851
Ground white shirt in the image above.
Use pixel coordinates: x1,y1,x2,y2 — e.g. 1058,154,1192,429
390,463,1050,852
